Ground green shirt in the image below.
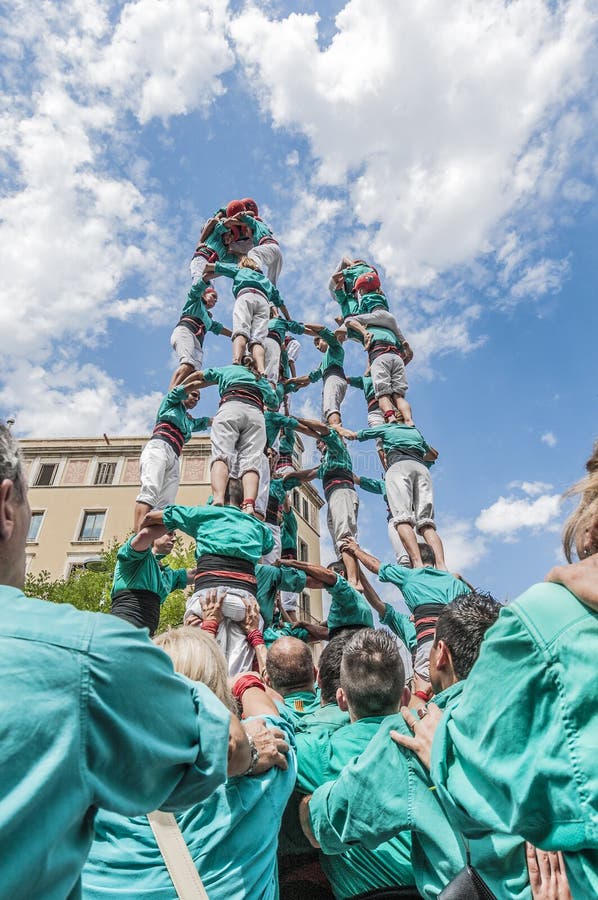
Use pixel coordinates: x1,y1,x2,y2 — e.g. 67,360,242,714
333,287,359,319
179,280,224,335
431,583,598,900
111,537,188,604
381,602,417,652
239,212,276,245
214,261,284,307
163,504,274,563
357,290,389,313
340,262,374,292
267,317,304,342
346,374,376,405
356,423,430,460
317,430,354,481
276,690,321,726
202,364,279,409
0,586,231,900
154,387,210,443
201,219,237,263
281,507,298,554
308,684,466,899
379,564,471,615
308,327,345,381
84,714,296,900
265,411,299,449
347,322,401,350
263,620,310,648
294,703,350,736
297,717,415,898
256,564,307,626
326,575,374,634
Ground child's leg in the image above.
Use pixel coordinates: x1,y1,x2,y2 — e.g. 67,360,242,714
328,488,361,589
232,297,251,364
248,244,283,285
394,395,413,426
237,404,266,511
395,523,424,567
352,309,405,344
134,440,171,530
169,326,202,388
322,374,347,427
263,337,281,386
210,404,239,504
248,294,269,376
419,525,447,571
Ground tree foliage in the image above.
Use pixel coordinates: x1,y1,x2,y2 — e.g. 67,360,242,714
24,535,197,634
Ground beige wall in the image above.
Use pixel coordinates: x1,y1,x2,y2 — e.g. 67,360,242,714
21,435,324,620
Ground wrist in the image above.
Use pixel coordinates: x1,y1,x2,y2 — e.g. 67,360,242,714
246,628,265,648
200,618,219,635
414,689,432,702
240,732,259,777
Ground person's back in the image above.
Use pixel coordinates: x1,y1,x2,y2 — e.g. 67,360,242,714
0,594,230,899
84,628,297,900
297,629,416,898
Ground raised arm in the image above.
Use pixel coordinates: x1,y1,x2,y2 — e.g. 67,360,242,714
339,537,382,575
359,566,386,617
130,525,168,552
288,466,319,484
278,557,338,587
293,416,331,438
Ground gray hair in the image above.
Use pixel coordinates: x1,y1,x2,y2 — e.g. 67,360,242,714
340,628,405,719
0,424,25,501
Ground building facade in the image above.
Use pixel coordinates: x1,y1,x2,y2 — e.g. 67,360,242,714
21,435,324,621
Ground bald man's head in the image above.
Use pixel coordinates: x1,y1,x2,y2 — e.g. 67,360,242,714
265,636,315,697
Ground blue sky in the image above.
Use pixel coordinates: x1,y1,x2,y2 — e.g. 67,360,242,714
1,0,597,602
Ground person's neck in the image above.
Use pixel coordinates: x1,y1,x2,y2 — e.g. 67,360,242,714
434,672,459,694
280,683,315,698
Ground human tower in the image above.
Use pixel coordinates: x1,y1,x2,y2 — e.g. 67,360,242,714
126,196,453,680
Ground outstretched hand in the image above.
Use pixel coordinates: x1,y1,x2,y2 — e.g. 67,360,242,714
201,588,224,624
390,703,442,771
339,536,359,556
241,598,261,635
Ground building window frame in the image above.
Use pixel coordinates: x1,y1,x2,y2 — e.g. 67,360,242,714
298,538,308,563
33,461,60,487
299,591,311,621
75,509,107,543
27,510,46,543
94,461,117,486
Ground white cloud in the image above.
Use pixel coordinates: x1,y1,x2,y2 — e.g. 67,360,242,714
88,0,234,124
438,518,488,572
0,361,162,439
541,431,558,447
231,0,597,292
508,480,554,497
476,489,561,540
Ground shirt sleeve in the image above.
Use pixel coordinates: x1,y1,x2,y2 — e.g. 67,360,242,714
288,320,305,335
356,426,385,442
214,261,238,279
262,526,275,555
430,591,589,849
161,386,187,412
346,376,364,389
381,603,417,651
308,367,323,384
85,617,230,815
199,367,220,386
163,505,205,537
171,567,189,592
358,476,384,495
279,567,307,594
209,319,224,335
378,563,410,587
320,326,340,349
309,718,412,852
190,416,210,432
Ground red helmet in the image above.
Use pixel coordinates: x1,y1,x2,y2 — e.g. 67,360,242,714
204,285,218,299
242,197,259,215
226,199,246,217
353,272,381,294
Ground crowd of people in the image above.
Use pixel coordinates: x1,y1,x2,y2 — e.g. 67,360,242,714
0,196,596,899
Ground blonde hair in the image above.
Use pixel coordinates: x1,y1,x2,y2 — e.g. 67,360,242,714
239,255,262,273
562,464,598,562
154,627,237,713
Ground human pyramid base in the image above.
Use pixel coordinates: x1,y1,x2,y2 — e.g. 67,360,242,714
3,196,592,900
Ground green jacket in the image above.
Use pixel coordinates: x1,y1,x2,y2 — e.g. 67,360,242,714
297,717,415,898
308,683,466,899
431,582,598,899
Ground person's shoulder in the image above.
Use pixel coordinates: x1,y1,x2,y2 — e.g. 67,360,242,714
510,581,596,643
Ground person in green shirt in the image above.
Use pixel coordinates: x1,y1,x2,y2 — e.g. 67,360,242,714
264,311,305,387
193,361,278,513
296,629,418,899
0,423,276,899
204,256,290,375
302,592,503,899
291,417,361,588
278,557,375,637
256,562,307,626
342,421,445,570
110,527,193,636
340,537,470,682
328,257,374,319
83,624,297,900
141,481,274,674
189,209,239,283
237,197,283,284
169,280,231,389
299,323,348,426
295,631,354,736
264,636,321,724
134,371,210,530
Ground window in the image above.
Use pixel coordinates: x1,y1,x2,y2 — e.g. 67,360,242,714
298,538,308,563
27,511,44,543
301,497,310,523
67,563,87,578
292,490,300,512
78,511,106,542
95,462,116,485
299,592,311,621
35,463,58,486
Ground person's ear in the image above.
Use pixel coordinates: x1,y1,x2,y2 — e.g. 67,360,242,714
336,687,349,711
0,479,17,542
435,639,450,671
263,671,272,688
401,685,411,708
